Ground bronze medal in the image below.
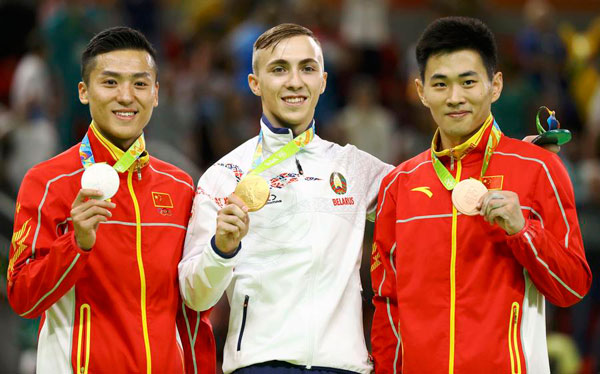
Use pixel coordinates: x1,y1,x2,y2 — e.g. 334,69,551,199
234,174,270,212
451,178,488,216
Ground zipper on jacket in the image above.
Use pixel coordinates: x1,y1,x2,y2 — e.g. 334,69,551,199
128,169,152,373
237,295,250,351
508,302,522,374
295,157,304,175
448,160,462,374
136,163,142,181
76,303,91,374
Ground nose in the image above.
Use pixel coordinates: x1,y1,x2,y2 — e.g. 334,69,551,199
285,68,303,90
117,82,134,105
446,84,465,107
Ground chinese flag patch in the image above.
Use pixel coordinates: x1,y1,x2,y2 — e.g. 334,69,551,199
482,175,503,190
152,192,174,208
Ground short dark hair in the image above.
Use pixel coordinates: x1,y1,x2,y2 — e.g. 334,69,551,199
252,23,321,73
415,17,497,81
81,26,158,83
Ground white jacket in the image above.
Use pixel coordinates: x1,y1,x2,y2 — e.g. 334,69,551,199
179,118,392,373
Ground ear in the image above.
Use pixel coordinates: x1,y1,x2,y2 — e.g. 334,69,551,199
320,71,328,94
78,82,89,105
415,78,429,108
153,81,160,107
490,71,503,104
248,74,261,97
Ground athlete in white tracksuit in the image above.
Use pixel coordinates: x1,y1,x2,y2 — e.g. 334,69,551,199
179,116,391,373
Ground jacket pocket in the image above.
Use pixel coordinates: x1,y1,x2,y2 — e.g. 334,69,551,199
508,302,522,374
237,295,250,351
77,303,91,374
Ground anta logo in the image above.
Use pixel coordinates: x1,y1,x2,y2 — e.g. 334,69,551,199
332,197,354,206
411,186,433,198
330,172,347,195
152,192,174,216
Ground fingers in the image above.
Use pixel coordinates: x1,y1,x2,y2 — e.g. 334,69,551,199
477,190,525,235
542,144,560,154
215,197,251,254
72,189,105,207
478,192,507,221
71,189,117,250
228,193,249,213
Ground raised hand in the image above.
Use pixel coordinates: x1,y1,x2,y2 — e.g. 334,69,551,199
71,189,116,250
215,193,249,254
477,190,525,235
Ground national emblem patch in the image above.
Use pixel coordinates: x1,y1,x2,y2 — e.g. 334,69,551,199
329,172,347,195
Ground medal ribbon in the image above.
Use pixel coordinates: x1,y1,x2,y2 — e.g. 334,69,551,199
79,123,146,172
248,121,315,176
431,115,502,190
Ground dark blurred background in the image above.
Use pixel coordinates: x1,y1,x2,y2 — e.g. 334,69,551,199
0,0,598,373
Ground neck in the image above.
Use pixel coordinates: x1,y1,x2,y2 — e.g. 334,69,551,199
262,113,312,136
94,126,137,151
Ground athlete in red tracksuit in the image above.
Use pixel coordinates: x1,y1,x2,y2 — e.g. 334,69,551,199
6,27,214,373
371,17,591,374
7,124,215,373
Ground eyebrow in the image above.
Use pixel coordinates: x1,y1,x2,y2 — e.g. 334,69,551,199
429,71,478,80
99,71,153,79
266,58,319,66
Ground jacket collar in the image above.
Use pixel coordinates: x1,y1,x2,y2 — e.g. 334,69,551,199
259,114,316,153
87,122,150,169
431,114,493,161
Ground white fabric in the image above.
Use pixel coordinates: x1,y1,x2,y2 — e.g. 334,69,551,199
179,119,392,373
37,287,76,374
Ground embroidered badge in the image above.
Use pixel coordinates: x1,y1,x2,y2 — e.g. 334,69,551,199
152,192,174,208
482,175,504,190
8,218,32,280
329,172,347,195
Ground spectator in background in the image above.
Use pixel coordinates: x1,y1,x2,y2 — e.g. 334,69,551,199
6,30,58,195
335,77,396,163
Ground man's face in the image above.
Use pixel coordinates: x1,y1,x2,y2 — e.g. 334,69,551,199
78,49,159,150
248,35,327,134
415,49,502,149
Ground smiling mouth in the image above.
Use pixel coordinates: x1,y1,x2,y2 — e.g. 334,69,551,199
113,110,138,120
282,96,307,105
447,111,470,118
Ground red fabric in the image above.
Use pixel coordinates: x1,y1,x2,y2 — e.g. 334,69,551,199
7,126,215,373
371,126,591,373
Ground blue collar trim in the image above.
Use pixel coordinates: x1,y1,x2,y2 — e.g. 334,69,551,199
261,114,290,134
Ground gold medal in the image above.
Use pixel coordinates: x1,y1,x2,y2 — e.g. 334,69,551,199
234,175,270,212
451,178,488,216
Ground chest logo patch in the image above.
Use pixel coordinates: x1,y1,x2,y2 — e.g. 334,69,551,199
152,192,174,208
330,172,347,195
411,186,433,198
482,175,503,190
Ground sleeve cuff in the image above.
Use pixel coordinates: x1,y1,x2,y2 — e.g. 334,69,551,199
70,231,93,254
210,236,241,259
505,219,535,241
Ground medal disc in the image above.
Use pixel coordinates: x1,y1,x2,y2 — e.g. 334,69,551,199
451,178,488,216
81,163,120,200
234,175,270,212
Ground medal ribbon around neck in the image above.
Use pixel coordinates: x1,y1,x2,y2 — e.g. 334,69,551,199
248,121,315,176
79,130,146,172
431,115,502,190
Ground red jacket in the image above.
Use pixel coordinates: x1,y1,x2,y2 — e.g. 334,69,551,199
371,121,591,373
7,124,215,373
